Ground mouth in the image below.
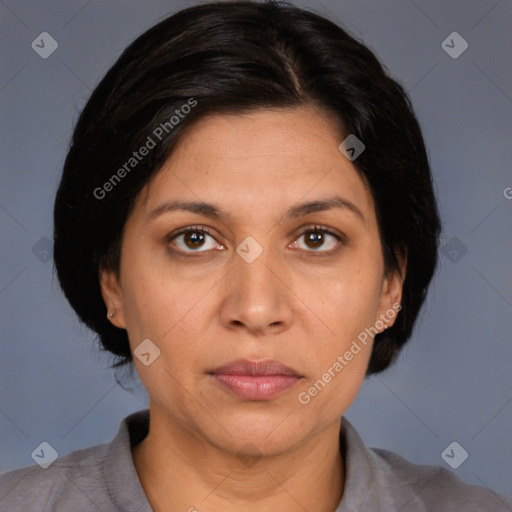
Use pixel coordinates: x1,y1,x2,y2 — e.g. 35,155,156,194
209,359,303,401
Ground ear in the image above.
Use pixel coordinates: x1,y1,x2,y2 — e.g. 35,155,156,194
98,267,127,329
376,249,407,331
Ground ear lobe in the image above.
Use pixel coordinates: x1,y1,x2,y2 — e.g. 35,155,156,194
98,268,126,329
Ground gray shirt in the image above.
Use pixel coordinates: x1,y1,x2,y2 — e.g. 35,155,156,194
1,409,510,511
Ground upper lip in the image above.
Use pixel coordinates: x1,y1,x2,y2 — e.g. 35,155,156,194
210,359,302,377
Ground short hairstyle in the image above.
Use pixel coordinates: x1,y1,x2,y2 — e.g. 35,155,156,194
53,0,441,375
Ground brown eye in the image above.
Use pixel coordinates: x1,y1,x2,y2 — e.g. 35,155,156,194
304,231,325,249
183,231,206,249
293,226,342,253
169,226,221,253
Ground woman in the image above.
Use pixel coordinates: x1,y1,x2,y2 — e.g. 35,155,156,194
1,1,510,510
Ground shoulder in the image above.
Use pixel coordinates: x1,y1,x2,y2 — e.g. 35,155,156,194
370,446,512,511
0,440,115,512
340,418,512,511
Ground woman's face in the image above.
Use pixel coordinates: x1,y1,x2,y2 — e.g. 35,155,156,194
101,106,403,456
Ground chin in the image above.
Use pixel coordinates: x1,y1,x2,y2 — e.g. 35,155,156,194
209,409,308,453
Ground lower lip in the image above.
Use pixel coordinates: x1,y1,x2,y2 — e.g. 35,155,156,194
211,374,301,400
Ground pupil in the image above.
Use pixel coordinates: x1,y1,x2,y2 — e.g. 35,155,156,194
308,232,323,248
186,232,204,248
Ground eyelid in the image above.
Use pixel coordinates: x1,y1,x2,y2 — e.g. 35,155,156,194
295,224,345,242
167,225,221,247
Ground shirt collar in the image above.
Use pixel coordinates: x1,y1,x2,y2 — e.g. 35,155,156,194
103,409,375,512
104,409,153,511
335,416,375,511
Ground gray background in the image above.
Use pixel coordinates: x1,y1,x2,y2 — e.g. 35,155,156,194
1,0,511,501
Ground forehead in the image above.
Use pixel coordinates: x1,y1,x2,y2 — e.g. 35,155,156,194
171,106,344,162
137,106,375,225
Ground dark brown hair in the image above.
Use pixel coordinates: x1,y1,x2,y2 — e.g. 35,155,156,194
54,0,441,375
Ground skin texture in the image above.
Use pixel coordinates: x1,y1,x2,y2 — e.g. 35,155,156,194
100,106,405,512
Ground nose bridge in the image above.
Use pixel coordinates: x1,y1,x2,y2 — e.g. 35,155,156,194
220,234,292,332
234,234,280,298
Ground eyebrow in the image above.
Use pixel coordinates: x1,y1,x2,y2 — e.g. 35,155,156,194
147,195,365,223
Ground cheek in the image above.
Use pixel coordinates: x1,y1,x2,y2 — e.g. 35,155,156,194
119,249,216,366
295,278,377,416
305,259,384,337
291,253,383,385
119,269,206,404
295,327,373,421
118,249,182,345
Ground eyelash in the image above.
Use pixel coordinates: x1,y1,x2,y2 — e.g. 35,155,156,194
167,224,344,255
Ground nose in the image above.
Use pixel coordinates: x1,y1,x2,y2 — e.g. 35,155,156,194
218,243,294,336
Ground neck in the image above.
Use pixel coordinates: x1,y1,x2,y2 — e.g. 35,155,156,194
132,406,345,512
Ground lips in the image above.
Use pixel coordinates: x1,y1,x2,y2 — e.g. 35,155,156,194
209,359,303,400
